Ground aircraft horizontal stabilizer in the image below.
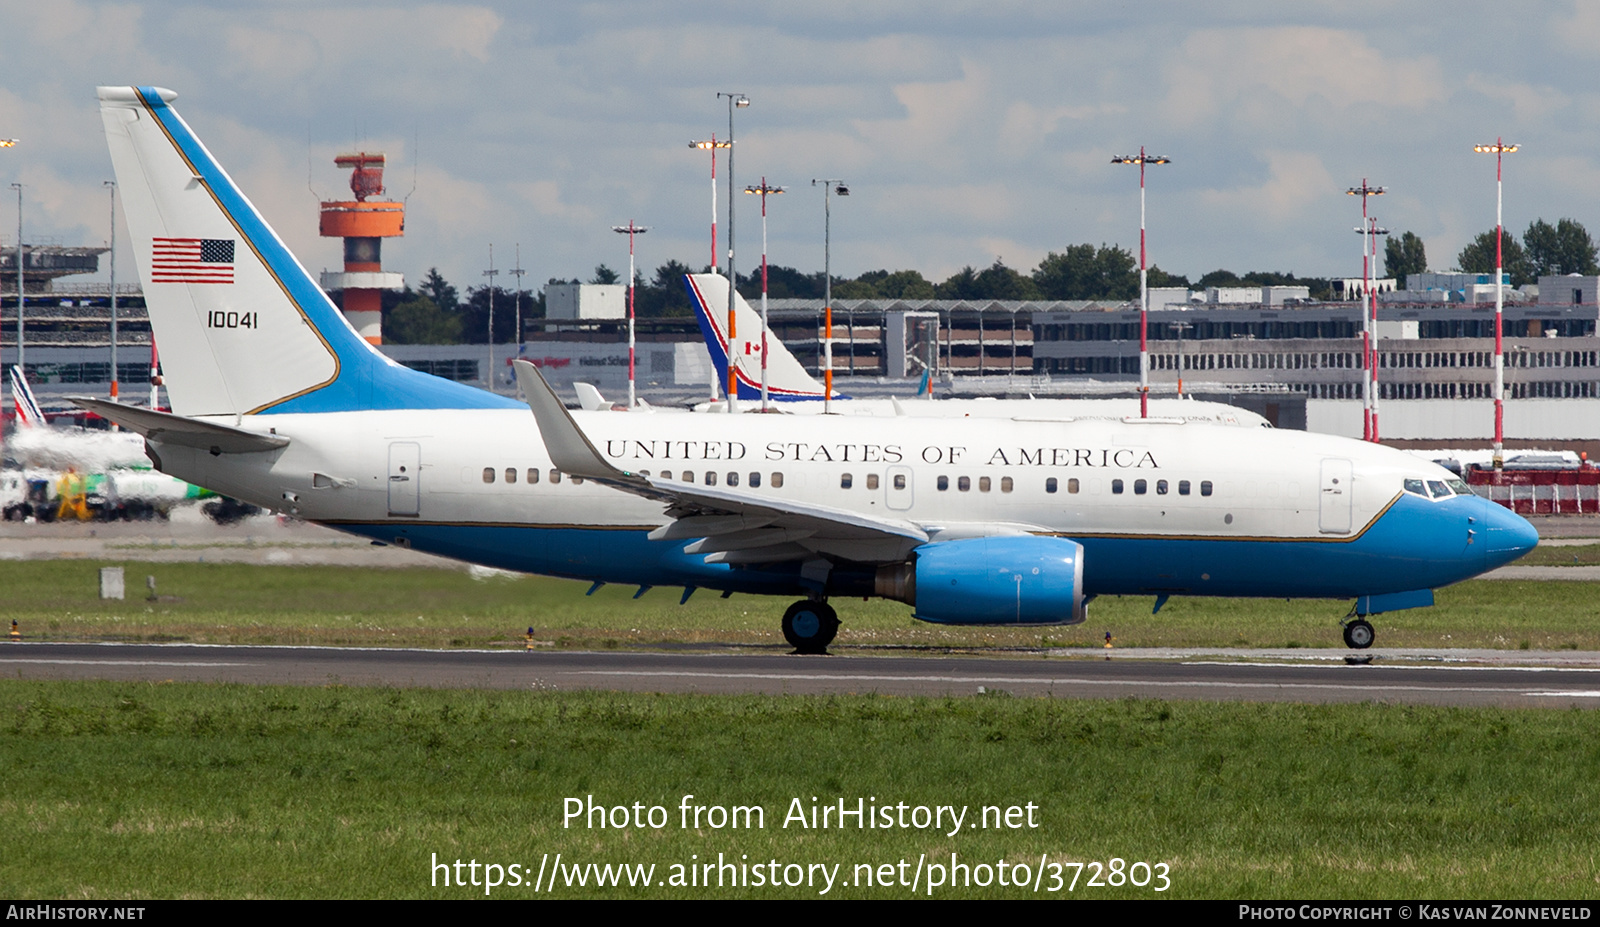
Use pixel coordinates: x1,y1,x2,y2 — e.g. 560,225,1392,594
66,397,290,454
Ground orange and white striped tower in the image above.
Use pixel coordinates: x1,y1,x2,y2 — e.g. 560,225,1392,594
319,153,404,344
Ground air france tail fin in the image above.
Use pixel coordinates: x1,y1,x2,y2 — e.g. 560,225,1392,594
97,86,517,417
9,365,45,428
684,273,843,401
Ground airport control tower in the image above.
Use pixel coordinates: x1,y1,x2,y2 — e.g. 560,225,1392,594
319,153,403,344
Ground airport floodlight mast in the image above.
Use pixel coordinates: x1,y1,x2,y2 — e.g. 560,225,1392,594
11,182,22,371
0,139,12,438
1346,180,1385,441
612,222,649,410
688,137,730,271
510,244,526,361
1356,219,1390,441
1474,140,1519,470
105,180,119,402
482,245,498,392
812,179,848,414
1111,149,1170,418
717,92,749,408
744,179,784,410
1172,320,1192,396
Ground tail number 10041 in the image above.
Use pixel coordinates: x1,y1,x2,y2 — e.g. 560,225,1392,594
208,311,258,329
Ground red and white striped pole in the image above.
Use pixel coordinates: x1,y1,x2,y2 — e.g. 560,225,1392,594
1475,140,1518,470
688,137,730,271
1113,149,1170,418
744,179,785,411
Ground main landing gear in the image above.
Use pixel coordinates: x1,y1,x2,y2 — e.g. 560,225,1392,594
782,600,839,655
1342,618,1375,650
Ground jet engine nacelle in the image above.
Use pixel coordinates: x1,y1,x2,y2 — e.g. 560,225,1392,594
876,536,1087,625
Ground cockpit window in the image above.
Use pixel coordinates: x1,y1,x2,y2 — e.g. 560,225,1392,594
1447,478,1474,496
1403,478,1427,497
1426,480,1451,498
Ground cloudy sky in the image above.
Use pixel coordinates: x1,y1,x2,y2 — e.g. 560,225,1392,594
3,1,1599,294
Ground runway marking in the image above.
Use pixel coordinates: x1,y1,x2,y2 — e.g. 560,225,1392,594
1184,661,1600,674
1,659,252,667
575,670,1573,695
1524,690,1600,698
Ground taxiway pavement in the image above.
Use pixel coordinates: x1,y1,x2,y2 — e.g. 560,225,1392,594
6,642,1600,709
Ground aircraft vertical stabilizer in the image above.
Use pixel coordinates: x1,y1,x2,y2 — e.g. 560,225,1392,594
9,365,45,428
96,86,516,417
684,273,842,401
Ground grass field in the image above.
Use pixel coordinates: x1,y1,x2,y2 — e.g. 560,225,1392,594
3,679,1597,899
4,560,1599,651
1523,543,1600,566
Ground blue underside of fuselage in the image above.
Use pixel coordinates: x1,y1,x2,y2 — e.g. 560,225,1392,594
327,493,1532,619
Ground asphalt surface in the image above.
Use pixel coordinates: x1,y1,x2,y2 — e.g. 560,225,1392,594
7,641,1600,708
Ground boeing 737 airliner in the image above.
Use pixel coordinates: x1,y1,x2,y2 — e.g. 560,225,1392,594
77,86,1537,653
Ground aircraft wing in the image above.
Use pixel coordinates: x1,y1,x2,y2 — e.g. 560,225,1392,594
515,360,925,564
66,397,290,454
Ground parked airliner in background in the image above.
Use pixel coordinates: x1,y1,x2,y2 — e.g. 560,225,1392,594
4,365,214,521
77,86,1537,652
685,274,1272,426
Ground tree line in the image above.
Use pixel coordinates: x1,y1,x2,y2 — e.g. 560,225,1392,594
376,218,1598,344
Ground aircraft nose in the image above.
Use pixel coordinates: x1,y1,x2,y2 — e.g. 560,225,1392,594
1482,498,1539,564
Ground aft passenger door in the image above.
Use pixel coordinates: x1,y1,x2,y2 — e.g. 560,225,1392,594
1318,458,1353,534
388,442,421,517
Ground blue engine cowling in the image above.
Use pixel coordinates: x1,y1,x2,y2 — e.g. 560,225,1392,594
894,536,1086,626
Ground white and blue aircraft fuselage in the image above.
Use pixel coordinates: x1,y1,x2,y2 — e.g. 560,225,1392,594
80,86,1537,652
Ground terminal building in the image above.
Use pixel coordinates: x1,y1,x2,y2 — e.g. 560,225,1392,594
3,247,1597,451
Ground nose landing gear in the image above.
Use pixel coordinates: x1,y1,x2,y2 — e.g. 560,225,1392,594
782,600,839,655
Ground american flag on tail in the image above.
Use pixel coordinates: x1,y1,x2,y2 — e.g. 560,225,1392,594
151,237,235,284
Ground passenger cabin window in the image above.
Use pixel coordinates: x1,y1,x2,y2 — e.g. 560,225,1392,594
772,473,785,488
892,474,904,490
483,467,495,484
527,468,540,484
958,476,971,492
550,470,562,484
705,472,718,486
505,468,517,484
1068,478,1080,494
571,476,584,485
866,474,879,490
840,473,852,489
1134,479,1147,495
979,476,991,492
1200,480,1213,497
938,476,950,491
1046,478,1058,494
727,472,740,487
750,472,762,488
1112,479,1124,494
1156,480,1168,495
681,471,693,482
1178,480,1190,495
1000,477,1013,493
